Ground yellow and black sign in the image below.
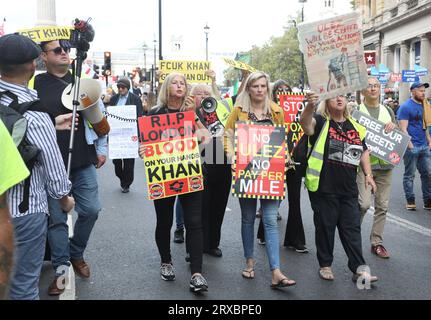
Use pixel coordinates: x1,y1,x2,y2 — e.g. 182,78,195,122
18,26,73,43
159,60,212,83
222,58,256,72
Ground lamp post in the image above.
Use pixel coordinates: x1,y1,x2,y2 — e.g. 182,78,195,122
159,0,163,61
153,38,157,95
142,43,148,72
204,23,210,61
299,0,306,91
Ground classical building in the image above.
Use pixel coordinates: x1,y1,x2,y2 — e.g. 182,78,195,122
36,0,56,26
356,0,431,102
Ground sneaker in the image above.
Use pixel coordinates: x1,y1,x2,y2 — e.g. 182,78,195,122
406,200,416,210
424,199,431,210
257,238,266,245
160,263,175,281
121,187,130,193
174,228,184,243
256,207,262,218
189,274,208,293
371,244,390,259
288,244,309,253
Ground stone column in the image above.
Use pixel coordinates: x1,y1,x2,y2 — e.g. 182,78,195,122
399,41,410,104
375,41,382,65
383,46,394,71
420,34,431,95
36,0,56,26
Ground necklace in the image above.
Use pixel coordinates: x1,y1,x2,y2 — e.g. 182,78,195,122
334,120,345,132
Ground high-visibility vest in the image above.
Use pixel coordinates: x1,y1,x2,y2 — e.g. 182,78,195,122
305,117,366,192
216,98,233,127
358,103,393,170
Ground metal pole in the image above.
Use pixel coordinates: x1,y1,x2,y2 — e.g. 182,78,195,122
301,3,305,92
154,39,157,95
159,0,163,61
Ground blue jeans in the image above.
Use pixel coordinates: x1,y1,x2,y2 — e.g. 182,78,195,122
175,199,184,230
239,198,280,271
48,165,101,273
10,213,47,300
403,146,431,202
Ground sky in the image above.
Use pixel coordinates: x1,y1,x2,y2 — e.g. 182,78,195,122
2,0,353,78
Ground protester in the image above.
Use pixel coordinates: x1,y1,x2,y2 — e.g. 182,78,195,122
0,119,30,300
139,73,208,293
34,39,107,295
357,77,396,259
0,34,74,299
224,71,296,288
109,76,144,193
300,93,378,283
397,82,431,210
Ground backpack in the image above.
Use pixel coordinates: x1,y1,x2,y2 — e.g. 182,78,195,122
0,91,43,213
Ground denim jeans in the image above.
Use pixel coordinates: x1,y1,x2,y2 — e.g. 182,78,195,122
48,165,101,273
239,198,280,271
175,199,184,230
10,213,47,300
403,146,431,202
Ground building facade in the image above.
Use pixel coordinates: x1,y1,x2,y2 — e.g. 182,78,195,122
357,0,431,103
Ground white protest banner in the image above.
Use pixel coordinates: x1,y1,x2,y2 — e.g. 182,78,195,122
297,12,368,100
106,106,139,160
351,110,411,167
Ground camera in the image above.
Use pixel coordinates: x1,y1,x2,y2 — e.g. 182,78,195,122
69,18,95,53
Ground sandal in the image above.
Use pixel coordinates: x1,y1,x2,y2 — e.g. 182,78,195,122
270,277,296,288
241,268,255,279
319,267,334,281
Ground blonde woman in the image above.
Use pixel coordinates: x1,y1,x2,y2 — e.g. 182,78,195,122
300,93,378,284
224,71,296,288
141,73,208,293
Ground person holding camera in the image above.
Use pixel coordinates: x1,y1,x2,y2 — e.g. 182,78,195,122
300,93,378,283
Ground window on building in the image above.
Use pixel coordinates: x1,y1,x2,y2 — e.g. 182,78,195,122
414,41,421,65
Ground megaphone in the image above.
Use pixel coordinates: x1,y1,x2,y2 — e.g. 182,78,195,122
61,78,110,136
201,97,217,113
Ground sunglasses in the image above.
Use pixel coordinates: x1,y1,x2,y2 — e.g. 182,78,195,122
44,46,70,55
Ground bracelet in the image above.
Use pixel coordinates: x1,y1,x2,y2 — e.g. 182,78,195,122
365,173,373,178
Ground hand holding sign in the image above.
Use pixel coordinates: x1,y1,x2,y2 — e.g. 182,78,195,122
384,122,396,134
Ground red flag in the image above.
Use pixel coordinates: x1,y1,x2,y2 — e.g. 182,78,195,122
364,51,376,66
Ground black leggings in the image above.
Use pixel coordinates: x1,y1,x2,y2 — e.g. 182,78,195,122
153,191,203,274
113,159,135,189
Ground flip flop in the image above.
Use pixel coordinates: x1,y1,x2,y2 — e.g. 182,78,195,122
319,267,334,281
270,277,296,288
241,268,255,279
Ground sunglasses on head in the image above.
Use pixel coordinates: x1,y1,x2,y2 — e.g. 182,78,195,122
45,46,70,55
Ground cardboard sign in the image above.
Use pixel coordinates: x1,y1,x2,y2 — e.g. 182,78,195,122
232,123,286,200
222,58,257,72
297,12,368,100
279,93,306,153
18,26,73,43
351,110,411,166
159,60,212,83
138,112,204,200
106,106,139,160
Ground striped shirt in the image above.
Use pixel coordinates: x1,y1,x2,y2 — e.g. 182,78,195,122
0,79,71,218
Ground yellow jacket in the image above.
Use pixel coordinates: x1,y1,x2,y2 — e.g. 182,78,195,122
223,102,285,160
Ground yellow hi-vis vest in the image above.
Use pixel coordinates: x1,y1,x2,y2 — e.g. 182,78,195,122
305,117,366,192
217,98,233,127
358,103,393,170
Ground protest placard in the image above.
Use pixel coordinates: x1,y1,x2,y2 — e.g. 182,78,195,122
297,12,368,100
138,112,204,200
232,123,286,200
351,110,411,166
279,93,306,153
18,26,73,43
159,60,212,83
222,58,257,72
106,106,139,160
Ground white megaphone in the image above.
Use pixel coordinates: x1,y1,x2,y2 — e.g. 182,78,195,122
61,78,110,136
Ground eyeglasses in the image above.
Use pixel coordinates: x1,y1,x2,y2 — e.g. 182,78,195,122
44,47,70,55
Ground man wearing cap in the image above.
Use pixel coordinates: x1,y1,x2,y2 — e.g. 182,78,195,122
397,82,431,211
34,40,108,295
109,77,143,193
0,34,74,300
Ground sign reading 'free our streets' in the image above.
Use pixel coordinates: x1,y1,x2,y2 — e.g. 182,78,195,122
233,123,287,200
351,110,411,167
138,112,204,200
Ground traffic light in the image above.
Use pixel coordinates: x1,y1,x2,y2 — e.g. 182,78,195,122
93,64,100,75
104,51,111,73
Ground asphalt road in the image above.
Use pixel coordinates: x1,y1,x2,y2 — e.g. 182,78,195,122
39,160,431,300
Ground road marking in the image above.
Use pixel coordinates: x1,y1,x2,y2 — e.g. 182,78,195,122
369,207,431,237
